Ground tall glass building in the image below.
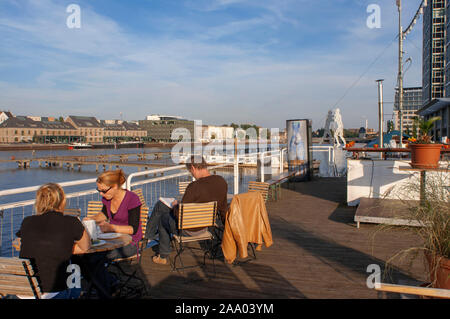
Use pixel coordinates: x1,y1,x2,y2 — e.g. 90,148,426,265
422,0,446,105
420,0,450,141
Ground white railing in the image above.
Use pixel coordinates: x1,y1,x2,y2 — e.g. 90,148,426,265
311,145,344,177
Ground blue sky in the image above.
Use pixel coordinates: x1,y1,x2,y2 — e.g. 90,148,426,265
0,0,424,130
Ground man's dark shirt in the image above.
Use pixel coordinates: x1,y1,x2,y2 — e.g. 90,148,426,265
179,174,228,225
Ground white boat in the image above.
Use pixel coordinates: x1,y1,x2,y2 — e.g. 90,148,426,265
69,143,92,149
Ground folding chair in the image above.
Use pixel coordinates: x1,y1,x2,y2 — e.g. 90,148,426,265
178,181,190,200
87,201,103,219
64,208,81,217
248,181,270,202
171,201,218,273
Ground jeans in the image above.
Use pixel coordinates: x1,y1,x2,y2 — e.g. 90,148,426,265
145,200,172,241
51,288,82,299
158,210,178,258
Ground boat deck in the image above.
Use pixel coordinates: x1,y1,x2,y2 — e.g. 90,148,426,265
125,177,427,299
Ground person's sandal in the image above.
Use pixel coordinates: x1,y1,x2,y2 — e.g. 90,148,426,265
152,255,167,265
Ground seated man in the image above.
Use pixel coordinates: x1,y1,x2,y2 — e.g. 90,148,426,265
147,155,228,265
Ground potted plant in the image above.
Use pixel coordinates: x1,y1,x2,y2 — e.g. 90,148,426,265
407,116,443,169
374,171,450,292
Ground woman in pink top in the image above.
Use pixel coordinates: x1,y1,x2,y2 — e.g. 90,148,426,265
84,169,143,259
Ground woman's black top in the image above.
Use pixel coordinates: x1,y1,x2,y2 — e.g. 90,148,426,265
16,211,84,293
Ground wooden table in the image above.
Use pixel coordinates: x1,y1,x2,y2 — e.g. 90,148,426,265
84,234,131,254
266,171,297,200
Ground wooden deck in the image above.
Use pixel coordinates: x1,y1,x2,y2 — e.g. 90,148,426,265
354,198,424,228
128,177,427,299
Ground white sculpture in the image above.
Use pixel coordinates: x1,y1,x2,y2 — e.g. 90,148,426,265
321,108,346,147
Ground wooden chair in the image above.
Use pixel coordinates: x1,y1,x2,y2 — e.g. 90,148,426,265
178,181,191,200
171,201,218,272
132,188,148,208
64,208,81,217
87,201,103,219
248,181,270,202
0,257,42,299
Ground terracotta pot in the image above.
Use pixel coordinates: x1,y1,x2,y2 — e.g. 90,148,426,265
425,251,450,289
409,144,443,169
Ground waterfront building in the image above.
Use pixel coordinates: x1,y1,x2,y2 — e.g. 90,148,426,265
65,115,104,143
394,87,422,133
202,125,235,141
417,98,450,141
139,115,195,142
423,0,446,105
122,121,147,140
0,116,79,143
0,111,13,125
100,120,147,142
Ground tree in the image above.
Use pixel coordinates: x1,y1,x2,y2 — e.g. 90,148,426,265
343,129,358,138
313,128,325,138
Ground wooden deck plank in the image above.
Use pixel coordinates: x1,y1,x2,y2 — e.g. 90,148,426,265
123,177,427,299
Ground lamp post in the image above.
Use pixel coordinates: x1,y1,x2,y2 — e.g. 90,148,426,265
396,0,404,148
376,79,384,158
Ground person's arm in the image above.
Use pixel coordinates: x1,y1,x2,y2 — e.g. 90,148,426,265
98,206,141,235
72,230,91,254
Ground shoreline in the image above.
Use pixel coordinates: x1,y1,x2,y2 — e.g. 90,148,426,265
0,142,176,151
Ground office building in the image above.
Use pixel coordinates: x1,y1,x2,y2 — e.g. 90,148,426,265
139,115,195,142
394,87,422,133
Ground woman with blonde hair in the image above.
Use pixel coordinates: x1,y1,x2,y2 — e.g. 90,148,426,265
16,183,91,299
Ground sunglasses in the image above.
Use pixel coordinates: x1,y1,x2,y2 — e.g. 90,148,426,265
96,186,112,194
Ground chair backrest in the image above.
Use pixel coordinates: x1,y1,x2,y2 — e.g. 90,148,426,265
64,208,81,217
131,188,150,234
87,201,103,219
178,181,190,197
139,205,149,236
132,188,147,207
0,257,42,299
178,201,217,230
248,181,269,201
